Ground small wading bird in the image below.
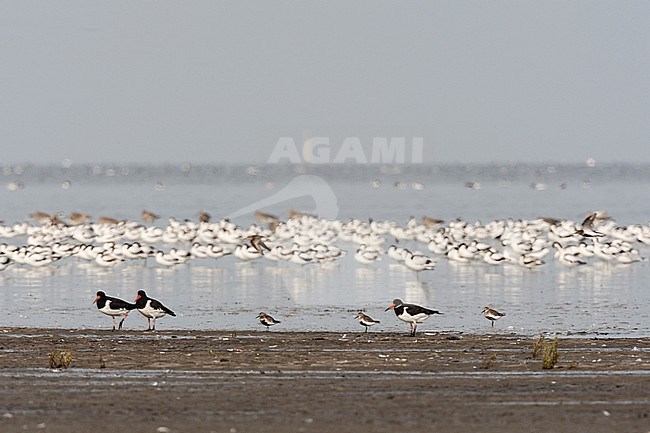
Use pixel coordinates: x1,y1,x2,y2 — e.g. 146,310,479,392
141,209,160,224
482,306,506,327
134,290,176,331
356,311,380,333
248,235,271,255
385,298,441,337
198,210,211,223
578,212,605,238
256,312,281,331
93,291,136,331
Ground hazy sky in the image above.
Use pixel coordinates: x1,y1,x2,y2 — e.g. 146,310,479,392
1,1,649,164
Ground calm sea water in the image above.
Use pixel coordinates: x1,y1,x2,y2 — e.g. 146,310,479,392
0,163,648,336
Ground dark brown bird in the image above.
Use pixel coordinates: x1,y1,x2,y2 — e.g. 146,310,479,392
248,235,271,255
254,210,280,224
255,210,281,231
579,212,605,237
141,210,160,224
98,216,120,225
68,212,92,225
288,209,316,220
198,210,211,223
29,211,52,225
422,216,444,228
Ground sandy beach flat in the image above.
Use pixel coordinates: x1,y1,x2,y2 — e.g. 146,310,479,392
1,328,649,432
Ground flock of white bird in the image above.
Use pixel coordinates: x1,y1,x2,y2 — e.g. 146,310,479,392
0,210,647,273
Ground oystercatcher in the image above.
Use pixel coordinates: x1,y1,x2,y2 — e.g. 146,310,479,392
356,311,380,333
134,290,176,331
93,291,136,331
385,298,441,336
256,312,281,331
482,306,506,327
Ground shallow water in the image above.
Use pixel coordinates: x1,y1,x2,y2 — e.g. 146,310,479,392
0,163,648,336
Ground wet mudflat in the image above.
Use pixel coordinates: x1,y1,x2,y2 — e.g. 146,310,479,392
1,328,649,432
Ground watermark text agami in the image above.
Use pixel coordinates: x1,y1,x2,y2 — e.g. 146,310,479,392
268,137,423,164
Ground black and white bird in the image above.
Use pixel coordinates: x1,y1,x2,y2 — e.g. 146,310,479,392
356,311,380,333
385,298,441,337
482,306,506,327
134,290,176,331
256,312,281,331
93,291,136,331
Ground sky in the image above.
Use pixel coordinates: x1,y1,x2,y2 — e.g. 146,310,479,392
1,1,649,165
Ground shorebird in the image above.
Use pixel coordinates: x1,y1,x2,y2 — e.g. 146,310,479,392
422,216,444,228
134,290,176,331
234,244,263,261
483,249,507,265
354,245,382,266
579,212,605,238
248,235,271,255
356,311,380,333
482,306,506,327
98,216,120,225
385,298,441,337
288,209,316,219
94,252,124,267
94,291,136,331
141,210,160,224
67,212,92,225
198,210,211,223
29,211,52,225
154,250,184,267
288,250,313,266
387,245,409,263
0,256,12,271
255,210,280,230
256,312,281,331
403,250,435,273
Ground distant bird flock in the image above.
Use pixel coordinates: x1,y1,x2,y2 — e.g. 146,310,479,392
0,209,646,274
2,209,646,334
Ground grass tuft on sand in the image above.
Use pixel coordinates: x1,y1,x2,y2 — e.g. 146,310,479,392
542,338,559,369
532,334,545,358
49,350,73,369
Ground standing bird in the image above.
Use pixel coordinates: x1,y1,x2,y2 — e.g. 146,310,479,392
579,212,605,238
248,235,271,255
141,210,160,224
93,291,136,331
198,210,211,223
254,210,281,231
482,306,506,327
356,311,380,333
385,298,441,337
256,312,281,331
134,290,176,331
